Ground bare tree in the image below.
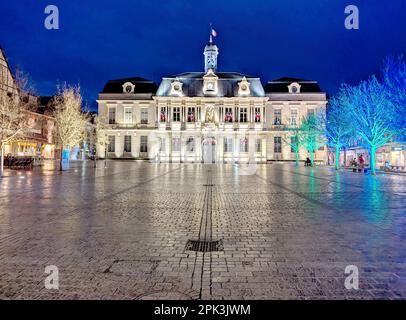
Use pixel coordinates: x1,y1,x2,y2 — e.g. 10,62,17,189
53,84,88,171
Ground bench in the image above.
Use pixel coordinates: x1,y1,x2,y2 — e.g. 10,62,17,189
4,157,34,170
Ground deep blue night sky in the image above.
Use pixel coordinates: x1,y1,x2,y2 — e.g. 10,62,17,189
1,0,405,110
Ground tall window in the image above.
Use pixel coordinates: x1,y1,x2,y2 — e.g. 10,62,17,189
160,107,166,122
239,108,248,123
124,135,131,152
172,137,180,152
108,107,116,124
307,108,315,117
108,136,115,152
186,137,195,152
141,108,148,124
274,109,282,125
274,136,282,153
240,137,248,152
173,107,181,122
224,138,233,152
124,107,132,124
290,109,298,126
290,136,297,153
254,107,261,123
140,136,148,153
255,138,261,153
187,107,195,122
224,107,233,122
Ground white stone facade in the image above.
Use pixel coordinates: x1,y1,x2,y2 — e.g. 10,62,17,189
97,40,328,164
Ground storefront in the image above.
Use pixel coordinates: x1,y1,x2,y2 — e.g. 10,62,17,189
340,143,406,170
4,141,55,159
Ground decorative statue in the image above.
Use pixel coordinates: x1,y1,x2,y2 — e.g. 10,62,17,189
205,106,215,123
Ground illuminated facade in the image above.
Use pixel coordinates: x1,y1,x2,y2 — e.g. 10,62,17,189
97,39,328,163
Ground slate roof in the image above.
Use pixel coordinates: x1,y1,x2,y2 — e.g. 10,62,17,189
264,77,322,93
156,72,265,97
101,77,158,94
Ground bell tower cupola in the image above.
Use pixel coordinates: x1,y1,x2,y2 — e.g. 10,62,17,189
204,28,219,72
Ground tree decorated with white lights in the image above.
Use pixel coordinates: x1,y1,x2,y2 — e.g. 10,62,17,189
0,69,35,177
53,84,88,171
0,88,25,177
90,114,109,167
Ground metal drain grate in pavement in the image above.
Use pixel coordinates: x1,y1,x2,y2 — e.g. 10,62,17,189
185,239,223,252
202,184,215,187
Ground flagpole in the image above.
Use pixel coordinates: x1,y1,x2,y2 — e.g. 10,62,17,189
209,23,212,43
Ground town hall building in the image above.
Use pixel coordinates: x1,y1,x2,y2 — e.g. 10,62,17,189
97,37,328,163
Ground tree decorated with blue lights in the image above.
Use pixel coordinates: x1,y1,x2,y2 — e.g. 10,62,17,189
299,112,326,166
282,125,303,166
324,96,353,170
382,56,406,142
339,76,398,175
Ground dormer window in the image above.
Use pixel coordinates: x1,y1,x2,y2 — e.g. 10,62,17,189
122,82,135,94
238,77,251,96
288,82,301,94
170,80,183,96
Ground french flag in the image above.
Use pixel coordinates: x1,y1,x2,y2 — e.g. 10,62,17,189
211,28,217,37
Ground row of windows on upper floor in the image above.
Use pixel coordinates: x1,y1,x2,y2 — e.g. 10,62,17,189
107,107,317,126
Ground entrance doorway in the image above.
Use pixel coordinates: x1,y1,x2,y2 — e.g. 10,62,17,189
202,137,216,164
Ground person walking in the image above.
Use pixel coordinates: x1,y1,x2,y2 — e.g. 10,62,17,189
358,154,365,172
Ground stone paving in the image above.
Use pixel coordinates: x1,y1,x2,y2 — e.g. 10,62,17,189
0,161,406,299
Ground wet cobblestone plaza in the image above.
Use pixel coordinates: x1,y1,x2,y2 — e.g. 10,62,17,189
0,161,406,299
